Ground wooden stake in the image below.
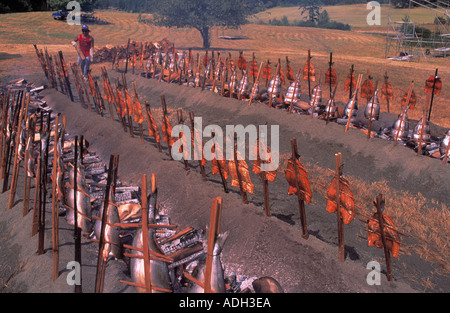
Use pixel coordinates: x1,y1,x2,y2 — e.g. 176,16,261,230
189,112,207,181
23,115,35,217
349,65,354,100
328,52,333,98
374,194,392,281
307,50,311,98
290,138,308,239
8,94,28,210
212,132,229,194
141,174,152,292
248,62,263,106
31,154,40,237
161,95,173,160
335,153,345,262
268,62,280,108
125,38,130,74
176,109,189,171
144,102,162,152
345,74,363,133
367,81,378,139
394,82,413,146
288,64,303,114
94,154,118,293
426,68,439,122
204,197,222,293
74,136,82,293
233,134,248,204
257,129,270,216
58,51,74,102
51,115,60,281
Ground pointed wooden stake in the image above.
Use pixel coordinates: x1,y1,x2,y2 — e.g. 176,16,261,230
335,153,345,262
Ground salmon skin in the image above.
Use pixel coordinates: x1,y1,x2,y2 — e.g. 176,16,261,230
228,159,254,194
130,190,172,293
285,159,312,204
367,212,400,258
94,187,121,260
326,176,355,224
187,231,229,293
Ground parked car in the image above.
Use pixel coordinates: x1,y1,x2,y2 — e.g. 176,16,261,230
52,10,68,20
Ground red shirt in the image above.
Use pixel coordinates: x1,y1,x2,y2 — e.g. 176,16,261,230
78,34,92,57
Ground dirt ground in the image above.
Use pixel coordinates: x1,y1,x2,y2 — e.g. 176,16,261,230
0,62,448,294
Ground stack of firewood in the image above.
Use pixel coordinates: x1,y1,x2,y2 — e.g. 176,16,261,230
93,38,174,63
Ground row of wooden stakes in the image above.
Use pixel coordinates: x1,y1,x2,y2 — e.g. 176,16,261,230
35,66,409,283
0,86,228,292
30,47,415,283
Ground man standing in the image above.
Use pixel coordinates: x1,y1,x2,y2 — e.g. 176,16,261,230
72,24,94,79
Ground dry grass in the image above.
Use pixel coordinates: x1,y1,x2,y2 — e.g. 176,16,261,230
252,4,441,30
305,161,450,276
274,153,449,276
1,9,448,127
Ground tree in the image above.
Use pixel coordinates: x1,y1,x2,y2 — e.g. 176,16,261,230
150,0,250,49
317,9,330,25
48,0,98,12
298,0,322,23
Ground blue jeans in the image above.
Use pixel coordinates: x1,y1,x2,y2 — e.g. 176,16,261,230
78,56,91,78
